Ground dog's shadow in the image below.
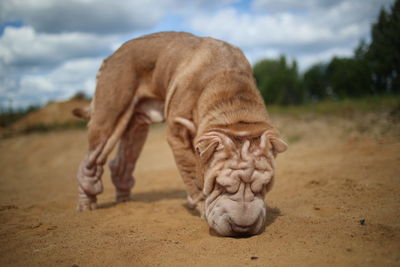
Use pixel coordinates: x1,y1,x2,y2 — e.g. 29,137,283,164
265,205,282,226
98,190,282,237
97,189,187,209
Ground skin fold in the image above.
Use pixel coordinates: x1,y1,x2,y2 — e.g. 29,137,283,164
74,31,287,236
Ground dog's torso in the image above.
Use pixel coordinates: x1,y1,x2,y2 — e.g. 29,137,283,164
96,32,269,136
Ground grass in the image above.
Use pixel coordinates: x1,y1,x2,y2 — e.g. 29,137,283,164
1,121,87,139
267,95,400,116
21,121,88,134
0,106,39,128
1,95,399,138
286,135,302,144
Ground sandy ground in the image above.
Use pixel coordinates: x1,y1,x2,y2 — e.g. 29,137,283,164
0,113,399,267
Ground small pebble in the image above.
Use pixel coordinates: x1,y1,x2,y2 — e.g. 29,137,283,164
250,256,258,260
359,219,366,226
47,225,57,231
31,222,42,229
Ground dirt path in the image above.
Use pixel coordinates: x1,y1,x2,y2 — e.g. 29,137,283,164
0,117,399,267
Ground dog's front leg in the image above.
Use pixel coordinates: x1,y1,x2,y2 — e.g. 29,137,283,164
167,118,205,217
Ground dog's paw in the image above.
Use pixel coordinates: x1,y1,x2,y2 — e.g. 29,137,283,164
77,187,97,211
77,198,97,211
196,201,206,219
115,189,131,203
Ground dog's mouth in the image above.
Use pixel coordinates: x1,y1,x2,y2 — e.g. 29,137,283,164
205,195,266,237
229,216,261,234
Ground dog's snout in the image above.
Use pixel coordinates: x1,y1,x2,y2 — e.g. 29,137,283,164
229,217,260,236
231,222,253,234
231,224,251,235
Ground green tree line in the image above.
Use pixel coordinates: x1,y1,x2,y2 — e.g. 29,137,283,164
253,0,400,105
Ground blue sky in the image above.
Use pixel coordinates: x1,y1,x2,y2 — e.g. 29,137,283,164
0,0,394,108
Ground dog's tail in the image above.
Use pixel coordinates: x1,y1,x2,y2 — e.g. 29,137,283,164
72,105,91,120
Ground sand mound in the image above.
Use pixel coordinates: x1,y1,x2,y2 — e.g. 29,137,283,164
0,111,399,266
10,99,90,132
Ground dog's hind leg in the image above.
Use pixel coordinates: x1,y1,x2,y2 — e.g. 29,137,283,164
108,111,150,202
108,98,164,202
76,53,139,211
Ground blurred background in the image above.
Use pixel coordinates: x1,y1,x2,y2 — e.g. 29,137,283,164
0,1,399,266
0,0,398,110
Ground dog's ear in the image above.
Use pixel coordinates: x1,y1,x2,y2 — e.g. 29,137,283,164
270,136,288,154
195,131,235,163
173,117,196,148
259,130,288,156
72,106,91,120
195,137,220,163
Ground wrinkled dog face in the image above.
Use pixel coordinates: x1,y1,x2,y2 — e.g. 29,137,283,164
196,130,287,236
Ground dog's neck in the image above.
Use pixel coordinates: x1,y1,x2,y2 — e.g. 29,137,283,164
195,70,271,138
205,122,273,139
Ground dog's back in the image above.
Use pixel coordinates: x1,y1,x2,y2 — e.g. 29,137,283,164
78,31,269,145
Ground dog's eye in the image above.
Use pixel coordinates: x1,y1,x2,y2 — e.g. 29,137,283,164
216,176,239,194
254,157,271,172
251,171,273,193
208,151,230,168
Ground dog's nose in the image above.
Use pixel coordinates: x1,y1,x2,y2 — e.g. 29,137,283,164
229,219,259,236
231,223,252,235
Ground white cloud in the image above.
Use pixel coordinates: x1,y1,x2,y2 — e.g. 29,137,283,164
251,0,394,34
20,75,53,93
252,0,320,12
5,57,102,107
190,0,394,69
243,46,354,71
252,0,393,14
0,0,172,34
0,26,116,108
0,26,116,70
297,47,353,71
244,48,280,64
26,57,101,96
190,8,355,49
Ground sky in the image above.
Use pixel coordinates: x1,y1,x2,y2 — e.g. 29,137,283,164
0,0,394,108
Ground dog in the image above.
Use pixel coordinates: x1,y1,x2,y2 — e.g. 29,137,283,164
74,32,287,236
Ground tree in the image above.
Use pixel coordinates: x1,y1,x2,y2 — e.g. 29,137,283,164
253,0,399,104
303,63,329,101
367,0,400,94
326,57,373,98
253,56,303,105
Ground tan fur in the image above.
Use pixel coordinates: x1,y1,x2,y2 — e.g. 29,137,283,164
75,32,287,236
